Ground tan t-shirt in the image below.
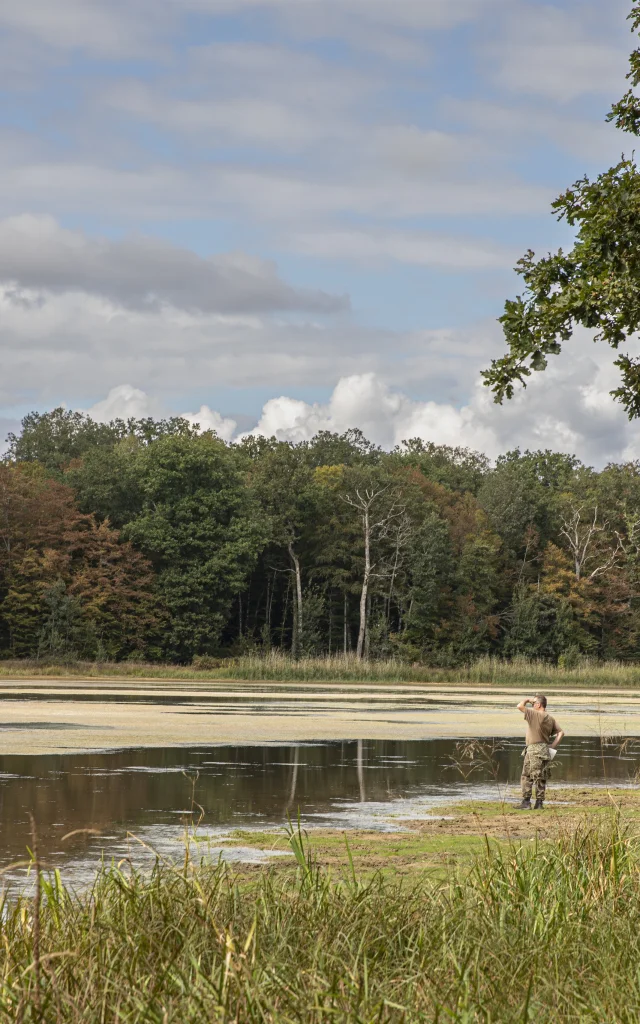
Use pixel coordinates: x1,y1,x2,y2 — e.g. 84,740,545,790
524,708,560,746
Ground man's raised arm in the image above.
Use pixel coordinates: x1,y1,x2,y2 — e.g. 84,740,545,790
516,698,534,714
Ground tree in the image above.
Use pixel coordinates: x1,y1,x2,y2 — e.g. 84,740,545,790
124,433,266,660
2,550,69,657
558,505,623,582
340,468,406,658
483,4,640,419
0,464,83,579
4,409,122,474
392,439,489,494
478,450,580,557
68,519,167,660
0,467,165,659
65,436,146,528
6,407,197,476
249,444,321,657
305,429,382,468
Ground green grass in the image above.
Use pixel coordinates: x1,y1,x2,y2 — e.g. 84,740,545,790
4,818,640,1021
2,652,640,687
225,827,488,879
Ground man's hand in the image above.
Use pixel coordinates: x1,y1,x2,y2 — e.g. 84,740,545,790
550,729,565,750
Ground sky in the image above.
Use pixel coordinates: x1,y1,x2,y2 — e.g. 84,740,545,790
0,0,638,464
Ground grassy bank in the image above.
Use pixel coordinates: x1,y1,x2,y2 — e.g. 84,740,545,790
2,652,640,687
3,818,640,1022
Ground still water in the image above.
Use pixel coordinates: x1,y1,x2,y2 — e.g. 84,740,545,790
0,736,638,889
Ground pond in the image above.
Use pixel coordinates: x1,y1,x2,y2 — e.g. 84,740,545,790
1,735,638,890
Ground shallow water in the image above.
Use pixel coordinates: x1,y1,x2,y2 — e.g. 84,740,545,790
0,736,638,891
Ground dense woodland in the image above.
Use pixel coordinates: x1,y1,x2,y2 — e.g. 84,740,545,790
3,407,640,665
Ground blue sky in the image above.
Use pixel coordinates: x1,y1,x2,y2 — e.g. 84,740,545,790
0,0,638,462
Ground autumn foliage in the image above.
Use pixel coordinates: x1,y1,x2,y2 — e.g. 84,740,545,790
4,408,640,664
0,464,164,660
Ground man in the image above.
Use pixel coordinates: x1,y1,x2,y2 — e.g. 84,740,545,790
516,694,564,810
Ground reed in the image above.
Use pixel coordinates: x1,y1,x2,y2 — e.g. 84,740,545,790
2,652,640,687
1,818,639,1021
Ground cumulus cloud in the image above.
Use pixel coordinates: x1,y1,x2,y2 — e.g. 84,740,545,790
76,322,640,468
86,386,238,442
85,384,163,421
178,405,237,441
0,215,347,314
4,268,640,469
242,349,640,466
243,373,496,452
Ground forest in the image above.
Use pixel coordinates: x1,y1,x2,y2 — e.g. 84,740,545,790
2,406,640,666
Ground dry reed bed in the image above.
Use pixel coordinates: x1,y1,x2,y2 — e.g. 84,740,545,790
2,820,640,1021
2,653,640,687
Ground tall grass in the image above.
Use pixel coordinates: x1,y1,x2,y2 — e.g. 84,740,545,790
2,819,640,1021
2,652,640,687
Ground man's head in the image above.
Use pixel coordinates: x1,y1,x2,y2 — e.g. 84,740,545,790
533,694,547,710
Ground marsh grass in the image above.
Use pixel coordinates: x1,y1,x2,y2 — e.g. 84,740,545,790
2,652,640,687
3,818,640,1022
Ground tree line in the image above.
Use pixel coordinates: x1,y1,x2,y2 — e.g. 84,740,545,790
2,407,640,665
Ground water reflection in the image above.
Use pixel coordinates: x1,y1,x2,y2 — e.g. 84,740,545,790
0,736,637,889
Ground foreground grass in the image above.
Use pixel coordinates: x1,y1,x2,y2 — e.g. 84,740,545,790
3,652,640,687
4,818,640,1022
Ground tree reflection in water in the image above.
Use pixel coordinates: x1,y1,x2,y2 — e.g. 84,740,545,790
0,735,636,875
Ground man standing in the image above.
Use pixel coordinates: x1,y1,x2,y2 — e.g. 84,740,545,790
516,694,564,809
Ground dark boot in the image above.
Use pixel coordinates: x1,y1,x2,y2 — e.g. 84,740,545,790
518,799,531,810
533,799,544,810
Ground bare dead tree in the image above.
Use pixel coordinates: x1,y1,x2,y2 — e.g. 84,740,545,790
386,511,413,624
341,484,405,658
286,533,303,658
559,505,624,581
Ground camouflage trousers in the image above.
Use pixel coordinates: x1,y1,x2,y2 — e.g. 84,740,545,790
521,742,551,802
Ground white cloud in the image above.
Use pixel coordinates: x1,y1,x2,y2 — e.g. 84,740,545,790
189,0,501,35
80,333,640,466
0,0,166,58
86,384,162,421
291,227,514,269
102,43,372,149
0,0,498,65
86,387,238,441
179,405,237,441
236,331,640,465
489,4,628,102
442,97,627,166
6,274,640,467
4,271,640,469
0,283,382,408
243,373,495,451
